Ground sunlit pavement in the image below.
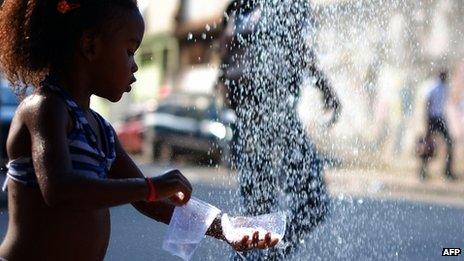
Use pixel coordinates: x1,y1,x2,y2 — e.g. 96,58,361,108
107,161,464,260
131,157,464,260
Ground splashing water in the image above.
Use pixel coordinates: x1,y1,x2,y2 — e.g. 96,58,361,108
218,1,331,259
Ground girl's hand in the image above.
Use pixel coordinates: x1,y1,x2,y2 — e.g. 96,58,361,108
150,169,192,206
229,231,279,252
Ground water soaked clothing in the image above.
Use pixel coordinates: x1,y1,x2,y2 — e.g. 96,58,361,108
2,77,116,191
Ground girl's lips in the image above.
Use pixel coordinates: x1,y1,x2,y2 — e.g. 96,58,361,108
126,77,136,92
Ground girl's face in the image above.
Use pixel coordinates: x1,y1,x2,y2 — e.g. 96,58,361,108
89,9,145,102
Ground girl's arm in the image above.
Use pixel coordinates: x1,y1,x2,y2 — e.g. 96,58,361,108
108,136,177,225
109,134,278,250
109,136,222,237
25,94,190,210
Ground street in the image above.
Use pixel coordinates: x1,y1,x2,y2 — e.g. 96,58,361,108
106,183,463,261
0,163,462,261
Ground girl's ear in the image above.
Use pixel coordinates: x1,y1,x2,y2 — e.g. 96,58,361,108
79,31,98,61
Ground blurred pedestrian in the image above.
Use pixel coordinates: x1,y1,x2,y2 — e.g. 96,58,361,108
217,0,341,259
0,0,276,259
419,70,456,180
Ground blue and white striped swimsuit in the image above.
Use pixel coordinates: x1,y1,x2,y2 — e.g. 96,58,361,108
2,80,116,190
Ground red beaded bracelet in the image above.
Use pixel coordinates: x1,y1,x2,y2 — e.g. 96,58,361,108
144,178,157,202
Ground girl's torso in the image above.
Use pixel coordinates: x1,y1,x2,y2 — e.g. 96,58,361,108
0,80,116,260
0,184,111,260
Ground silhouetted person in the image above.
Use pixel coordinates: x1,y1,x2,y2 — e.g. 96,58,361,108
217,0,341,259
420,71,456,180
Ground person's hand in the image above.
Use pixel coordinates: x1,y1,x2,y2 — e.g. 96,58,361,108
322,92,342,127
151,169,192,206
228,231,279,252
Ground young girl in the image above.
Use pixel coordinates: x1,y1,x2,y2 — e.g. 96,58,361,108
0,0,277,260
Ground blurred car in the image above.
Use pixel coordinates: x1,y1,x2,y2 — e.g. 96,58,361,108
114,112,144,154
143,92,235,165
0,78,19,165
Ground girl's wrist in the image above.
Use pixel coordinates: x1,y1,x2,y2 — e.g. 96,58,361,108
206,215,226,241
144,177,157,202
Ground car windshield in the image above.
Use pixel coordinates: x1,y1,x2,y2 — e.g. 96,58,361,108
156,94,219,120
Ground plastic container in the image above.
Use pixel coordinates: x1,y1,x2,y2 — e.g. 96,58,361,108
221,212,286,244
162,197,221,260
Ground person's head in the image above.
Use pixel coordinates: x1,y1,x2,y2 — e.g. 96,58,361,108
439,70,448,83
0,0,144,102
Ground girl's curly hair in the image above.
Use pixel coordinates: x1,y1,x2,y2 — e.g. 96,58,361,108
0,0,138,93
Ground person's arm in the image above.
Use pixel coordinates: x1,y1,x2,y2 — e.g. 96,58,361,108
310,65,335,102
307,61,340,110
304,49,341,123
206,215,226,241
25,94,190,210
109,130,278,250
110,141,222,239
217,0,240,61
109,136,221,233
108,135,177,224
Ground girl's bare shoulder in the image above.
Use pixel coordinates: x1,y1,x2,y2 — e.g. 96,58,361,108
16,89,68,127
7,89,69,159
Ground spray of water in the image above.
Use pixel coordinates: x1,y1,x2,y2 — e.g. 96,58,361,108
216,1,332,259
